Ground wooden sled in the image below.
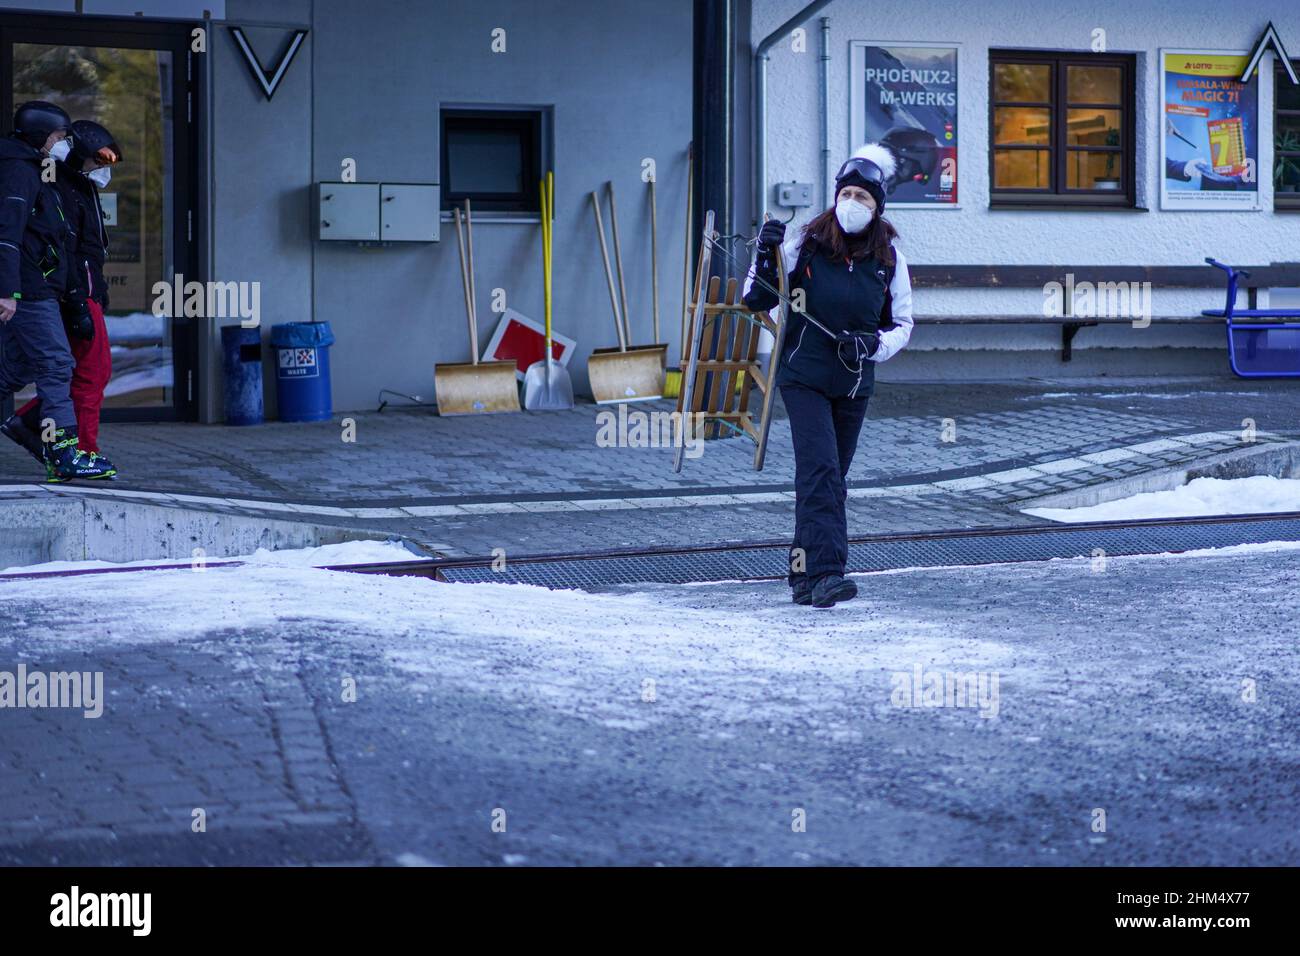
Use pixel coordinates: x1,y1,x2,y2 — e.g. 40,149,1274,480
672,210,790,473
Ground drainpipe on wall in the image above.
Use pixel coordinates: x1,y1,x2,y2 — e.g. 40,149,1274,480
819,15,831,209
753,0,834,227
694,0,735,266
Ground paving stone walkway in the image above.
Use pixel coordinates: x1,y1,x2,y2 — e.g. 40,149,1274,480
2,377,1297,558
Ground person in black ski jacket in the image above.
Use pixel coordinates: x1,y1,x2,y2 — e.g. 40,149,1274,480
5,119,121,474
743,142,914,608
0,101,113,481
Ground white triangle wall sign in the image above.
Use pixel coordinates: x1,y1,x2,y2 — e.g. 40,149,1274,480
1240,21,1298,86
230,27,308,101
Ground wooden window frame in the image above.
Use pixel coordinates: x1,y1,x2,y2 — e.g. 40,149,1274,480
989,49,1137,209
1275,59,1300,211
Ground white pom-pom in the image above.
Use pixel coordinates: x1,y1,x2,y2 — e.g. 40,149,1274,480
851,142,896,180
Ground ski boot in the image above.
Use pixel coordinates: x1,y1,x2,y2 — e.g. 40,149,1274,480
83,450,118,479
1,411,45,467
42,426,117,482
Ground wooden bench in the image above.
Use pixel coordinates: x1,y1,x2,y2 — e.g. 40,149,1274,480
907,263,1300,360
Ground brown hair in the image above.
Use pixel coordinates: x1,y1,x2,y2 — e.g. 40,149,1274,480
799,204,898,268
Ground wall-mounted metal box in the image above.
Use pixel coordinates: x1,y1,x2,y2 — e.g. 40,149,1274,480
315,182,379,241
381,184,440,242
315,182,440,243
776,181,814,207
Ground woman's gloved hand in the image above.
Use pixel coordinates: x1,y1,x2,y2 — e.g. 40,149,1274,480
743,220,788,313
757,219,786,250
836,329,879,357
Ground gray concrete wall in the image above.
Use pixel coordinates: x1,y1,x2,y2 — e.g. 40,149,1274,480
0,495,391,567
210,4,316,420
752,0,1300,378
207,0,694,419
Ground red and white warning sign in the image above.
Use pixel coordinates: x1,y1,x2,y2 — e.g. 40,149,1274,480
481,308,576,381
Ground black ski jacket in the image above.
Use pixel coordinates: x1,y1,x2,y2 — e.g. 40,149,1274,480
742,232,914,399
0,135,76,301
54,161,108,306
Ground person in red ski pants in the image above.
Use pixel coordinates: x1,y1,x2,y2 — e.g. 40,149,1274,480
15,296,111,452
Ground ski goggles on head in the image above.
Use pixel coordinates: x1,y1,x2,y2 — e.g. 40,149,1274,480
834,156,886,186
92,145,121,166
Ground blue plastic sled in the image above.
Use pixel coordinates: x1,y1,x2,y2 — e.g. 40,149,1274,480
1203,258,1300,378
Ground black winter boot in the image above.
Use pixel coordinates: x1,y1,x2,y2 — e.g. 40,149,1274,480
42,426,116,482
811,573,858,609
790,576,813,605
1,413,45,466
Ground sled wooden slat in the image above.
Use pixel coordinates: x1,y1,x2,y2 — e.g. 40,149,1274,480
703,278,739,439
672,210,789,473
689,359,764,374
715,277,749,440
672,211,715,472
733,292,763,440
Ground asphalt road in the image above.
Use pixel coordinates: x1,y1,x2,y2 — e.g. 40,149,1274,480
2,544,1298,865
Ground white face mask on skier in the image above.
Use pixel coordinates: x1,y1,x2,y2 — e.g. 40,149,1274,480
835,197,874,234
87,166,112,188
46,139,71,162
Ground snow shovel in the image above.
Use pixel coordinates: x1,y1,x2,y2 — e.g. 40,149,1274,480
435,199,520,415
587,181,665,404
524,172,573,410
664,142,692,399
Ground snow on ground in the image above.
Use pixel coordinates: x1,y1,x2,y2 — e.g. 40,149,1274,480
246,538,423,567
1024,475,1300,523
1030,391,1264,399
3,538,1300,737
105,311,168,342
0,538,419,575
0,554,1000,734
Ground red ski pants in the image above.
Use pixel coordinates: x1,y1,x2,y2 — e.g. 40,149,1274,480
18,298,112,453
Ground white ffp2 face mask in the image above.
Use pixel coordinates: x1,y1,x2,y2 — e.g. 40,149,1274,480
835,197,874,234
87,166,112,188
47,139,71,162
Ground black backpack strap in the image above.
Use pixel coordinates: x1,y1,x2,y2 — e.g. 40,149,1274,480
879,257,897,330
791,236,817,288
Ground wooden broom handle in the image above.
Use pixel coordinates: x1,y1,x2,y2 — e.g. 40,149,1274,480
590,191,628,352
464,198,479,364
606,181,632,347
454,205,477,365
649,176,659,344
681,143,693,353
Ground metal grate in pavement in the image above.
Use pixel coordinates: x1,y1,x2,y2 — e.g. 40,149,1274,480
389,512,1300,589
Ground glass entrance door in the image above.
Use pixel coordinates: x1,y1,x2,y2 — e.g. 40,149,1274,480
2,14,198,421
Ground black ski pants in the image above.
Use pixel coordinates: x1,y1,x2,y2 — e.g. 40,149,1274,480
780,383,870,584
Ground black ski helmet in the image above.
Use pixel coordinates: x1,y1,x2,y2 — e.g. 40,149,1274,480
12,101,72,149
835,142,896,213
69,119,123,167
879,127,942,190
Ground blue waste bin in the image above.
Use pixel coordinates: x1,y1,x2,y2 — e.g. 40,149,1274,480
270,322,335,422
221,325,264,426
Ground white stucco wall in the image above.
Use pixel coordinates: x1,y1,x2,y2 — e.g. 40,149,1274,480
753,0,1300,373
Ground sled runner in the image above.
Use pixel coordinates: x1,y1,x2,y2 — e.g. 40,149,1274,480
672,210,791,473
1203,258,1300,378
